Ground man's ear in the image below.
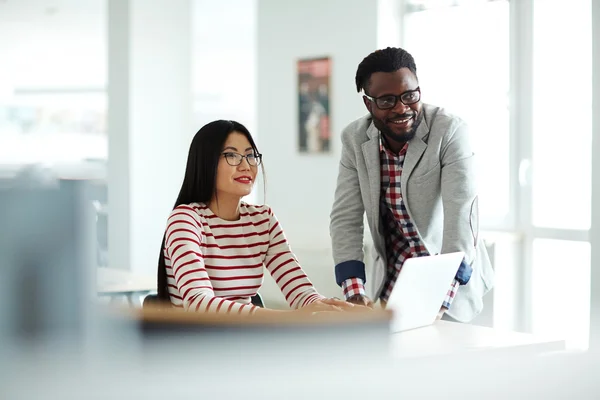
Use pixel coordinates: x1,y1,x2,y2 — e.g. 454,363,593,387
362,95,372,113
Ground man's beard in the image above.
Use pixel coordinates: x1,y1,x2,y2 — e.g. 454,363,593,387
372,111,423,144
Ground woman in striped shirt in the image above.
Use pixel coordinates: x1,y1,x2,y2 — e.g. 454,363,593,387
156,120,351,315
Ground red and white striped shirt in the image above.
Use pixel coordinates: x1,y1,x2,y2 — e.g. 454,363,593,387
164,202,324,314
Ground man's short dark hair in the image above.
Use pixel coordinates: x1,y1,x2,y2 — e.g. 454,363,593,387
355,47,418,93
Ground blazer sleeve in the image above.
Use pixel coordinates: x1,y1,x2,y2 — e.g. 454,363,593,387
440,120,479,273
330,126,367,286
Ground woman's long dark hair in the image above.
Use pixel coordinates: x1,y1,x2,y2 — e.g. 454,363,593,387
157,120,262,301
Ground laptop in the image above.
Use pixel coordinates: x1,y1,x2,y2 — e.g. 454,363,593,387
386,252,465,333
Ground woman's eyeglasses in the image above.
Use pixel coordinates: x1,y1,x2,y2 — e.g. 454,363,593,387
221,152,262,167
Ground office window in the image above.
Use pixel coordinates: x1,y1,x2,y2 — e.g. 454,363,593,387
531,0,592,230
0,1,107,166
532,239,590,350
403,0,510,228
528,0,592,351
0,91,107,164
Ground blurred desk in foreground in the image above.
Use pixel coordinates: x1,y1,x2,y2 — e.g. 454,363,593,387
133,307,564,359
4,309,579,400
137,306,392,336
97,268,156,306
392,320,565,358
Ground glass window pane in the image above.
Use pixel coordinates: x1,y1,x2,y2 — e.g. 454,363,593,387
532,0,591,229
403,1,510,227
0,92,107,164
532,239,590,350
0,2,107,167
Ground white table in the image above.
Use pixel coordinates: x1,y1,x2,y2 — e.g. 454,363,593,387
391,320,565,358
3,315,579,399
96,267,156,306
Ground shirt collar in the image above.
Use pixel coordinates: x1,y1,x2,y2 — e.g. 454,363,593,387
379,133,408,157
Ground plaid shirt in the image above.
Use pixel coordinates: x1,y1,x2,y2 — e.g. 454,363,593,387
342,136,459,309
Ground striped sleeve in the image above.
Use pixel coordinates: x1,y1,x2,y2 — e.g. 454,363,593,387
165,205,257,315
263,207,325,309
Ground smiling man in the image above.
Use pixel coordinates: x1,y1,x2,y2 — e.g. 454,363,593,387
330,47,494,322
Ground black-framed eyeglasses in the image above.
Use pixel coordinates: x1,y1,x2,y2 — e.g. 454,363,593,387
221,152,262,167
364,87,421,110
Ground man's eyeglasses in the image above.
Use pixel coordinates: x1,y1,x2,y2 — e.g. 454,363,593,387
222,152,262,167
364,87,421,110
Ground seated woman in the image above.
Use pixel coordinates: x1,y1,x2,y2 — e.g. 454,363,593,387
156,120,350,314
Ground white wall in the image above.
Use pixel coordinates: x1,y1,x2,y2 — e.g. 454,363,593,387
192,0,256,131
256,0,379,305
107,0,192,274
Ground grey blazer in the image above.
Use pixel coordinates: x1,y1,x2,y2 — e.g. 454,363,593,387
330,104,494,322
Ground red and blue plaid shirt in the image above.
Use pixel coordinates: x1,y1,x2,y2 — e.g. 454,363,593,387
342,136,459,309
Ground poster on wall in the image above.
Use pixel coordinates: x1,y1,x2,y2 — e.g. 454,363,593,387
297,57,331,153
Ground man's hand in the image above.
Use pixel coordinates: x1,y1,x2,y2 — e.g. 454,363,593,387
346,294,374,309
436,306,448,320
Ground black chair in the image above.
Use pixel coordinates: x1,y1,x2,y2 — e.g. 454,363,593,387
143,293,265,309
251,293,264,308
142,293,164,309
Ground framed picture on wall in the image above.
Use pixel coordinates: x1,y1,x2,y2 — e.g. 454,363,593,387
297,57,331,153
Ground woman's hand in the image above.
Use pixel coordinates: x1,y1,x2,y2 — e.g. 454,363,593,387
299,297,356,313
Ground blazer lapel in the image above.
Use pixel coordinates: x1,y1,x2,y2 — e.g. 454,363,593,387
401,116,429,190
362,122,381,234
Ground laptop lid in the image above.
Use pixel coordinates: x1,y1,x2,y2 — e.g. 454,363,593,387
386,252,465,332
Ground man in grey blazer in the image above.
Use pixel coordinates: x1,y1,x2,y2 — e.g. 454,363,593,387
330,47,494,322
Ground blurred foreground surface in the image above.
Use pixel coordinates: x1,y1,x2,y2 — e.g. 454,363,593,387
0,174,599,399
